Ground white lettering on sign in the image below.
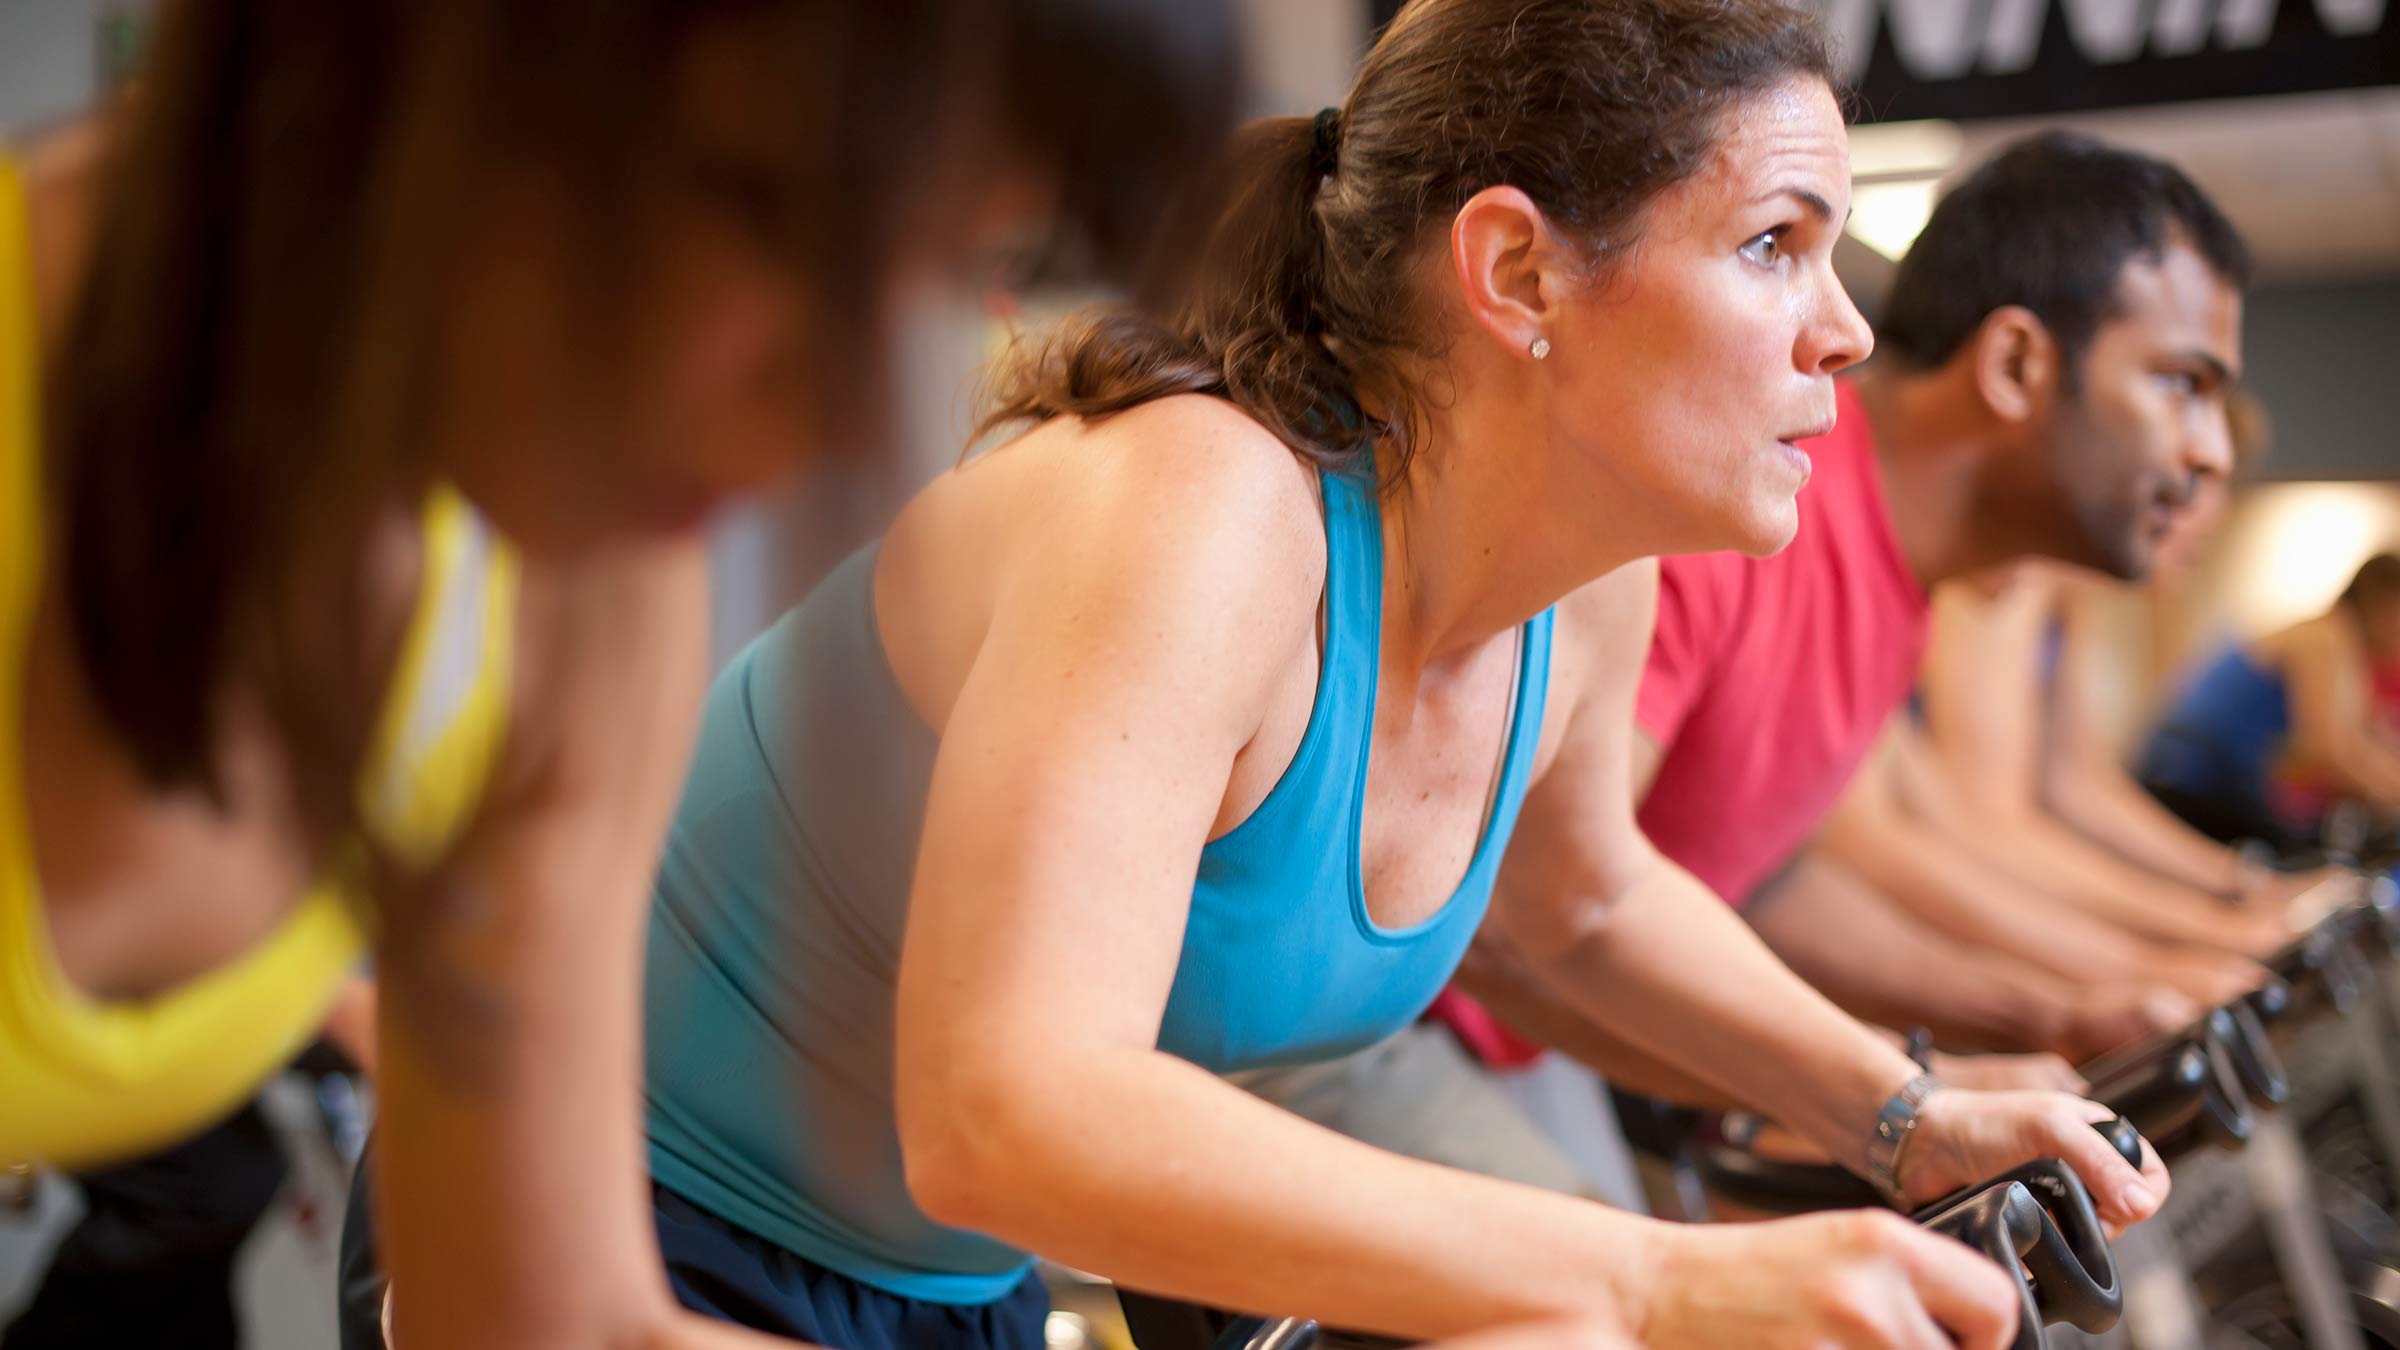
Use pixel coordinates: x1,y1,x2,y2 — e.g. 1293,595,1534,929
1810,0,2390,81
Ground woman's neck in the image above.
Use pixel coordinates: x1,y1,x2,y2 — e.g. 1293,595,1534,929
1367,376,1646,678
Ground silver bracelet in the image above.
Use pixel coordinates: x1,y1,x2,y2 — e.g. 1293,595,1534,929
1864,1073,1942,1207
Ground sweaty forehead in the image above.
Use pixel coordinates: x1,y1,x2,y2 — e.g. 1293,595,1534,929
1707,80,1849,199
2101,238,2244,371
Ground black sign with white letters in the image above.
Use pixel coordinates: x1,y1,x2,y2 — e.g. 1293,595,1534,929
1365,0,2398,121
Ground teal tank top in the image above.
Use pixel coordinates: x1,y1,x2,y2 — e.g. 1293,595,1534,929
643,466,1554,1304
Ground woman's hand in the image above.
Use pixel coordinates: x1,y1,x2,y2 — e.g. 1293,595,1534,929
1641,1211,2020,1350
1897,1088,2166,1226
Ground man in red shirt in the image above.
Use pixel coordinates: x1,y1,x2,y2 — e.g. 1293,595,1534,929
1242,130,2255,1189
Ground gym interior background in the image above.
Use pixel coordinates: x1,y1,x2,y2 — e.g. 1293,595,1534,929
1,0,2395,1345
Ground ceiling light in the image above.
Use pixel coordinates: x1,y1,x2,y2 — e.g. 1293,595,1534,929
1846,120,1965,181
1848,179,1941,261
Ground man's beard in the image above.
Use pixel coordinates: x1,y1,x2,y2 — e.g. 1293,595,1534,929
2049,402,2158,583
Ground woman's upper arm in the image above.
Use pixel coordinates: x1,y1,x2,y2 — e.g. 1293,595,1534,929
1487,560,1663,947
371,541,712,1346
894,403,1322,1089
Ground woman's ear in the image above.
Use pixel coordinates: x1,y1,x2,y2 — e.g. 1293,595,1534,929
1450,185,1573,363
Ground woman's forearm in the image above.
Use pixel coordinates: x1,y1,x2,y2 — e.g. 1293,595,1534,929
903,1046,1656,1343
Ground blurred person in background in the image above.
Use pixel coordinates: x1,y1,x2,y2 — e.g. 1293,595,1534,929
0,3,1237,1347
2141,550,2400,850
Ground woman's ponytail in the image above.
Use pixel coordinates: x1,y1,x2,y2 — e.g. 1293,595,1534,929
978,112,1375,473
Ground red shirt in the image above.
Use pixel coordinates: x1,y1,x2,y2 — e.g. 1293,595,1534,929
1634,379,1929,906
1431,380,1928,1067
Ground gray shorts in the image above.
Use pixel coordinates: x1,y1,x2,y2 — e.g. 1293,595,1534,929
1229,1022,1647,1212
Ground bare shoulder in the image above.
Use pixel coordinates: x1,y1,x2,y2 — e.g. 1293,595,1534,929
966,394,1331,623
2273,610,2369,670
915,394,1325,564
879,395,1332,733
2036,559,2102,603
1059,394,1327,543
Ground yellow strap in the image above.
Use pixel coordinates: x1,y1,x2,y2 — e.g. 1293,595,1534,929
0,154,37,623
358,486,518,868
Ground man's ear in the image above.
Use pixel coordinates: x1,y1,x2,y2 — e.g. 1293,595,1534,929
1968,305,2059,424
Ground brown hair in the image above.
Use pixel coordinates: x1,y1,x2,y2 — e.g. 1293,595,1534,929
2341,553,2400,616
978,0,1835,480
53,0,1239,805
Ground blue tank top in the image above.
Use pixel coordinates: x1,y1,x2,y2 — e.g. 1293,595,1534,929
643,466,1554,1304
2138,645,2289,808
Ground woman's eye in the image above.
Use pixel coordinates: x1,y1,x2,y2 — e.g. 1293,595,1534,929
2159,370,2202,398
1739,230,1784,267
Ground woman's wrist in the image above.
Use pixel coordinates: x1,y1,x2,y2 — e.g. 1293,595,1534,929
1792,1034,1927,1177
1863,1073,1945,1205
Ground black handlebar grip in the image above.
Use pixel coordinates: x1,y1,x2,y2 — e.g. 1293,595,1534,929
2092,1116,2144,1171
1916,1160,2125,1343
1918,1183,2044,1350
2210,1001,2289,1108
2242,974,2292,1025
2008,1160,2126,1335
2089,1040,2211,1143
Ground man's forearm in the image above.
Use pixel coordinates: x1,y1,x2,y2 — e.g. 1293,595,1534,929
1821,808,2157,984
1744,857,2065,1054
1940,805,2272,952
1492,858,1919,1176
2046,760,2242,897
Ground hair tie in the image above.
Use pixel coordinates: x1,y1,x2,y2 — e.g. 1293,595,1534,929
1309,107,1342,179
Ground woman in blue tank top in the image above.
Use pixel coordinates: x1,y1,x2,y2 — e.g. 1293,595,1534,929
2142,552,2400,845
644,4,2169,1347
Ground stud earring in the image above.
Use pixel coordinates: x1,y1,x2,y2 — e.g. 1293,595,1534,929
1529,337,1552,361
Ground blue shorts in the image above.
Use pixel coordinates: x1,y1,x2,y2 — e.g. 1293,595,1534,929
652,1184,1050,1350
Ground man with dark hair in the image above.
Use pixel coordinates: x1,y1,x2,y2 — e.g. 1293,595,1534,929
1872,130,2257,583
1241,130,2270,1188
